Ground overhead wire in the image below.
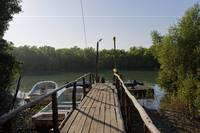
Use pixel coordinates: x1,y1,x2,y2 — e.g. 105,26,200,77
80,0,88,48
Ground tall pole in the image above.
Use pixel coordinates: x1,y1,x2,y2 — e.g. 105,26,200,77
113,36,116,69
95,39,102,83
96,41,99,82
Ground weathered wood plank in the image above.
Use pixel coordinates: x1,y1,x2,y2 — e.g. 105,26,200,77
81,107,96,133
115,108,125,133
110,88,115,107
104,106,111,133
67,89,98,132
104,84,111,133
89,86,103,133
60,87,96,133
61,83,125,133
110,108,118,133
96,88,106,133
75,87,101,132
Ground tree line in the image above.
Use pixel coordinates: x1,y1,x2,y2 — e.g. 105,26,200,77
151,4,200,118
13,45,159,74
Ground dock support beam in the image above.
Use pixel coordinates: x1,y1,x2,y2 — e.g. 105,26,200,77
89,74,92,89
72,82,77,110
82,77,86,97
92,74,95,84
52,92,59,133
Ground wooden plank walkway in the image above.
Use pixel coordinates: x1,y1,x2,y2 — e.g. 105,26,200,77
61,83,125,133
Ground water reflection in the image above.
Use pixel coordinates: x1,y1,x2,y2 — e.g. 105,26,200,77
137,84,165,110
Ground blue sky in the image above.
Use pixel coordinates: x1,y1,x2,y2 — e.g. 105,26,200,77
4,0,199,50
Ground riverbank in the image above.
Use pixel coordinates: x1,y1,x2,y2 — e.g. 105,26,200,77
159,95,200,133
140,85,200,133
146,107,200,133
159,108,200,133
146,109,177,133
145,94,200,133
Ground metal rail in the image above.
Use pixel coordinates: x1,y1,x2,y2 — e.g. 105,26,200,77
0,73,94,133
114,73,160,133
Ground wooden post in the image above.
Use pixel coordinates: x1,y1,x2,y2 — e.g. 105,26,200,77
143,123,149,133
120,83,124,111
113,36,117,69
96,41,99,83
89,74,92,89
121,84,125,118
72,82,77,110
115,77,117,89
113,75,115,85
129,104,133,133
116,77,119,90
82,77,86,97
91,74,94,84
118,83,122,104
124,93,128,131
52,92,59,133
126,98,131,132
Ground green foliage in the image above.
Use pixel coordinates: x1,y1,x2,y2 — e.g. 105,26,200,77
0,0,21,38
151,3,200,116
194,82,200,114
0,41,19,91
151,30,163,45
0,0,21,116
0,0,21,92
13,45,159,74
178,74,199,115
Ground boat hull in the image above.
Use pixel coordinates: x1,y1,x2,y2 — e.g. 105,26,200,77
32,86,84,131
25,81,58,104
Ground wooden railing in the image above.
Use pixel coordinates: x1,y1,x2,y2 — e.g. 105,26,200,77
114,73,160,133
0,73,94,133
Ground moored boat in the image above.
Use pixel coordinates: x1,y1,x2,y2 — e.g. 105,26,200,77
125,80,154,99
32,85,84,131
25,81,58,104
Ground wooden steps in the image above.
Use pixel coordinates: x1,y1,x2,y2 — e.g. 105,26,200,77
61,83,125,133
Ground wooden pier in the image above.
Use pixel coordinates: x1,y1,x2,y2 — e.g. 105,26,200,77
0,73,160,133
60,83,125,133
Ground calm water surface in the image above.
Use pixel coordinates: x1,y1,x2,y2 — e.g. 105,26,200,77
16,70,165,110
19,70,158,91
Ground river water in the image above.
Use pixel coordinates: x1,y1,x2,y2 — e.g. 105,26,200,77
17,84,165,110
137,84,165,110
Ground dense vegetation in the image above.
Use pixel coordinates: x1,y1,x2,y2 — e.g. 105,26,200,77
0,0,21,91
13,46,159,74
151,4,200,118
0,0,21,115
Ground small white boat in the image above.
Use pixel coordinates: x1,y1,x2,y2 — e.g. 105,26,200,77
32,85,84,131
25,81,58,104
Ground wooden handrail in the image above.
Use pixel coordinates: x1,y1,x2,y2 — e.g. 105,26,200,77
0,73,93,126
114,73,160,133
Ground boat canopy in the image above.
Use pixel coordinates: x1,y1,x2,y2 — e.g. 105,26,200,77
29,81,57,96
